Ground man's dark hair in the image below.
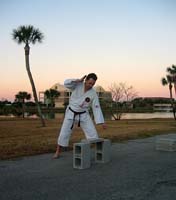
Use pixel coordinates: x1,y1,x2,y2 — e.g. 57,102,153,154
86,73,97,81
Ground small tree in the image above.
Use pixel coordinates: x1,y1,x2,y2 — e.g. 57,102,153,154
109,82,138,120
12,25,46,126
44,89,60,108
15,91,31,118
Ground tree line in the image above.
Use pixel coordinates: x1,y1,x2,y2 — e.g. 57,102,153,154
0,89,60,118
0,89,171,120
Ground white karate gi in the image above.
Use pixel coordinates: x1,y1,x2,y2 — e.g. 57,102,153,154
57,79,105,147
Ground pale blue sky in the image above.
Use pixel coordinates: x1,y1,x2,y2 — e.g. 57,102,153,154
1,0,176,101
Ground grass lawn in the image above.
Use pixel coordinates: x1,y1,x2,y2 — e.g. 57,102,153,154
1,117,176,160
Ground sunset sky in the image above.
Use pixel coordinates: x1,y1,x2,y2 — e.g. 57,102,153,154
1,0,176,101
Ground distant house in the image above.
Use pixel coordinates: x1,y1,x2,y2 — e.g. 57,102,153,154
94,85,112,100
39,83,112,108
47,83,71,108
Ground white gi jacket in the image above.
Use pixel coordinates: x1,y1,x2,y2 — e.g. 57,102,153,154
64,79,105,124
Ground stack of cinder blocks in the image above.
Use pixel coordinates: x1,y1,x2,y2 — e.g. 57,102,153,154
156,137,176,151
73,138,111,169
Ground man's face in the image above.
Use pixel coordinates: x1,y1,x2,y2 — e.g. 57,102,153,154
85,78,96,90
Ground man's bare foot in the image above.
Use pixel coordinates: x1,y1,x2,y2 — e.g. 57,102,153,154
53,145,61,159
53,152,60,159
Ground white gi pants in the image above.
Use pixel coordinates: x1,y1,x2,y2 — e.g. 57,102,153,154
57,111,98,147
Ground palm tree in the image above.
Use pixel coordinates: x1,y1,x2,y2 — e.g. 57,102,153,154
161,75,173,99
15,91,31,118
167,64,176,97
161,75,176,119
44,89,60,107
12,25,45,126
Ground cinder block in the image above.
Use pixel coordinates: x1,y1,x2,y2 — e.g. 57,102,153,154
95,139,111,163
156,138,176,151
73,143,91,169
81,138,104,143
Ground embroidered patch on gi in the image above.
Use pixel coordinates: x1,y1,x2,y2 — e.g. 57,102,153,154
85,97,90,102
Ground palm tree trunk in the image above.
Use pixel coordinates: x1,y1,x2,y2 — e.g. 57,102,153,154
24,45,46,127
169,84,176,120
174,83,176,97
22,99,25,118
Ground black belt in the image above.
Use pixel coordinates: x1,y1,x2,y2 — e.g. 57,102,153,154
69,107,86,129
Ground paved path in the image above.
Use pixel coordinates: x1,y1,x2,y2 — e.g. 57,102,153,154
1,134,176,200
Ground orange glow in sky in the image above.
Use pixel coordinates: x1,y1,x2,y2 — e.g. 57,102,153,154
1,0,176,101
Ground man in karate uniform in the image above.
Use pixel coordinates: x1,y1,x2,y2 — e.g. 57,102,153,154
53,73,106,158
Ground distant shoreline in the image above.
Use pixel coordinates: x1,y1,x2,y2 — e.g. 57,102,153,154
0,111,174,120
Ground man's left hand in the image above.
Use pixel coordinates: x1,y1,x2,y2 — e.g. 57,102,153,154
102,123,107,129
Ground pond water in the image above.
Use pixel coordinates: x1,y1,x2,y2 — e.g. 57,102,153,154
121,112,173,119
0,112,174,120
44,112,174,120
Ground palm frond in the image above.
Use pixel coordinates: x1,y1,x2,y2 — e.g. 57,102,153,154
166,75,173,82
161,77,168,86
12,25,44,45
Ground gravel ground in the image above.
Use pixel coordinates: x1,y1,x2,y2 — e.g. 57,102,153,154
1,134,176,200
